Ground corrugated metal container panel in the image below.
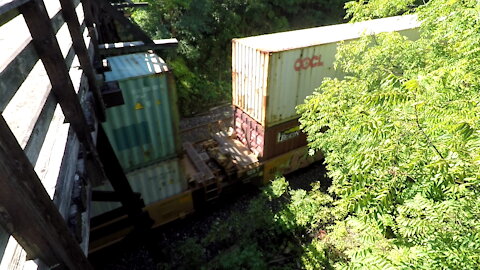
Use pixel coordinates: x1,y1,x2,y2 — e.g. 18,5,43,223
105,53,170,80
232,15,420,127
91,158,186,217
103,53,180,171
234,107,307,160
266,43,340,125
127,158,185,205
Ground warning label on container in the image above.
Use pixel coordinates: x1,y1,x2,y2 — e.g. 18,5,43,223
135,102,144,110
277,126,301,143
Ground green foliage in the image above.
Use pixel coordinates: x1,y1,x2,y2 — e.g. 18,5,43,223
139,1,480,268
344,0,422,22
213,244,268,270
276,184,334,231
264,176,289,199
298,0,480,268
160,177,337,269
175,239,206,269
132,0,347,115
301,239,330,270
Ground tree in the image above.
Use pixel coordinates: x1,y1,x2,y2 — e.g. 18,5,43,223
298,0,480,268
132,0,347,115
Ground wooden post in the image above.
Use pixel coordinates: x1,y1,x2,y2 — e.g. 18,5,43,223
99,0,154,44
59,0,106,121
80,0,99,40
98,39,178,56
96,125,153,228
80,0,102,76
19,0,107,184
0,116,92,269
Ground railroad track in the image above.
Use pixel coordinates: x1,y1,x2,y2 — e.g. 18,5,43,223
179,104,233,143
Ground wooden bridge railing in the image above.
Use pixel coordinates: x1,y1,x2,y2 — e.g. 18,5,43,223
0,0,108,268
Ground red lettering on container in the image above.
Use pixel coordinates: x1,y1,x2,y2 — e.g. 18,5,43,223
294,55,324,71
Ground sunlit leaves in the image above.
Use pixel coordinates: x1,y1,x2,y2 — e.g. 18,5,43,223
345,0,420,22
298,0,480,268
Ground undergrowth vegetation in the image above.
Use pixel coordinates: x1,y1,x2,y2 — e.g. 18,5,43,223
157,177,337,270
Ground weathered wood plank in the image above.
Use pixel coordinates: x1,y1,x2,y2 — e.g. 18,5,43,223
46,0,80,33
20,0,107,185
0,115,92,269
0,40,37,112
80,181,91,254
81,0,100,65
0,226,8,263
4,40,84,167
99,0,153,43
183,142,215,181
23,93,56,165
80,0,95,27
50,8,65,34
0,0,30,16
82,0,99,29
0,29,79,115
3,60,51,150
52,129,80,218
0,0,81,112
34,104,70,198
51,72,88,216
99,39,178,56
0,7,18,27
60,0,105,120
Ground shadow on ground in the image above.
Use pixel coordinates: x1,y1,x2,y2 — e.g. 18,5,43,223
89,161,331,270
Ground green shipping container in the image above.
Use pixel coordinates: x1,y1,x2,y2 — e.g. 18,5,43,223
103,53,180,172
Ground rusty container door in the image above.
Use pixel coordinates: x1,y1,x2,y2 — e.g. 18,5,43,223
232,40,269,126
234,106,264,157
234,106,307,160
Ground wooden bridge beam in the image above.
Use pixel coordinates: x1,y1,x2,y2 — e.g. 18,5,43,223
99,39,178,56
99,0,153,44
19,0,106,184
20,0,150,225
0,116,92,269
59,0,106,121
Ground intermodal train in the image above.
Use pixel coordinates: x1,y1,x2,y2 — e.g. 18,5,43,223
89,15,420,252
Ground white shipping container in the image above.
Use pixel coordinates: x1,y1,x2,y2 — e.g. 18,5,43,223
232,15,420,127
